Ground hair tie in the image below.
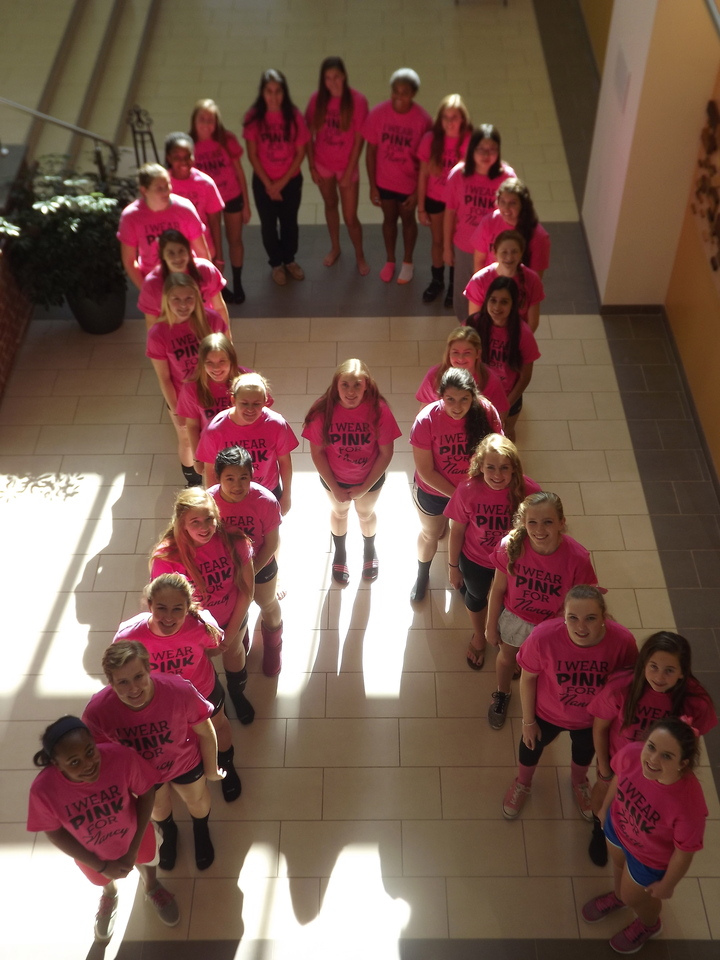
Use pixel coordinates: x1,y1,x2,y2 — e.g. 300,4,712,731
679,715,700,737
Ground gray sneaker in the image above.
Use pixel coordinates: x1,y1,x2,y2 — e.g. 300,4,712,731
94,892,118,942
145,882,180,927
488,691,511,729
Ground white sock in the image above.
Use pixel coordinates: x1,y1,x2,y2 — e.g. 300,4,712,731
397,262,414,284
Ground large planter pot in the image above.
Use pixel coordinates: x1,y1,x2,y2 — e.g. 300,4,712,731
66,286,126,335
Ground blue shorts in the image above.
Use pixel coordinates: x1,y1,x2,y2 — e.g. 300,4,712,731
604,811,666,887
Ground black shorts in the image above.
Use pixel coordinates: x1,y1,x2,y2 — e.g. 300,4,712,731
223,193,245,214
424,196,445,215
255,555,278,585
412,482,449,517
458,552,495,612
271,484,282,502
378,186,410,203
518,717,595,768
170,758,205,786
206,673,225,717
319,473,386,494
508,396,523,417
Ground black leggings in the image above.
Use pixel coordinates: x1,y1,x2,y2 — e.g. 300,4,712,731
458,552,494,613
252,173,302,267
518,715,595,768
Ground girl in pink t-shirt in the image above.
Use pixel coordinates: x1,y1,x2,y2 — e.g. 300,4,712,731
583,719,708,954
409,367,503,603
211,446,284,676
464,230,545,332
84,641,223,872
196,372,299,513
417,94,472,305
190,99,251,304
443,125,515,319
302,359,402,585
165,132,224,262
145,273,227,487
588,631,716,866
466,275,540,441
502,586,637,823
27,717,177,940
363,68,432,284
118,162,210,290
113,572,245,803
472,177,550,278
306,57,370,275
150,488,255,726
485,492,599,730
243,69,309,285
138,228,229,330
445,434,541,670
416,326,508,420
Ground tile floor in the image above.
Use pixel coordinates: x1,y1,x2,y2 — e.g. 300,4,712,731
1,1,718,959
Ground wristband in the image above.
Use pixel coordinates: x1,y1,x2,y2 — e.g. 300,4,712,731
522,719,536,726
597,770,613,782
448,562,459,568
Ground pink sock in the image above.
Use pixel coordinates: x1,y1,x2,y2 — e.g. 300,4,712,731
571,761,590,785
379,261,395,282
517,763,535,787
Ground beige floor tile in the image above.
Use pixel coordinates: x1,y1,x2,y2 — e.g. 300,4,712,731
311,317,390,341
436,671,513,719
619,515,658,550
418,340,452,365
526,364,562,392
569,420,632,450
524,818,612,877
512,418,573,450
52,368,142,396
0,424,40,453
565,514,624,551
593,392,627,419
230,718,287,768
73,395,163,424
559,365,619,392
580,481,648,515
380,877,449,937
402,818,527,877
223,770,323,822
548,315,605,339
401,628,484,672
58,453,152,485
635,589,676,628
0,396,78,425
400,718,515,766
158,819,280,879
323,767,442,820
605,590,642,629
244,670,326,718
325,671,437,718
281,820,402,877
0,454,63,481
593,551,666,589
35,423,128,454
687,820,720,876
523,392,598,420
535,343,585,370
523,449,609,482
605,450,641,481
700,878,720,937
582,339,613,364
190,876,321,939
441,765,563,820
286,718,399,766
447,876,578,937
391,316,460,341
335,340,419,368
255,341,337,368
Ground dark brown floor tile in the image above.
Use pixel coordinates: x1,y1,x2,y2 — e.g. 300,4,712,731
667,589,720,629
674,482,720,514
608,339,671,364
601,316,633,338
621,394,689,420
692,549,720,588
643,482,680,514
658,421,702,450
651,515,720,550
627,420,662,449
658,551,700,588
642,365,682,392
635,450,708,483
628,315,667,338
614,365,647,391
679,628,720,672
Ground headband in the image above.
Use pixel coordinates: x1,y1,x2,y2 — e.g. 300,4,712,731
42,716,88,755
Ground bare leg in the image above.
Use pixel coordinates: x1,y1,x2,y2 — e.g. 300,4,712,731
495,640,518,694
353,485,384,538
224,210,244,268
338,179,368,274
210,706,233,752
399,204,418,263
416,509,447,562
317,175,342,265
173,777,211,819
380,198,400,262
429,211,444,268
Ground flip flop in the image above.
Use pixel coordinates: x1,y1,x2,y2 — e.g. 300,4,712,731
332,563,349,585
466,637,485,671
362,559,379,582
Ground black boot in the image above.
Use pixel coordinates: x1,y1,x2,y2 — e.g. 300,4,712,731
225,667,255,725
192,813,215,870
232,266,246,305
410,560,432,602
182,464,203,487
444,267,454,308
217,745,242,802
422,265,445,303
155,814,178,871
588,814,608,866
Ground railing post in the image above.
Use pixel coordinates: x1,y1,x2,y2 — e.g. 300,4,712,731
126,105,158,168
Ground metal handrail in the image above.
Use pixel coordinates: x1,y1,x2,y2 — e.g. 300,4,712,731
0,96,118,172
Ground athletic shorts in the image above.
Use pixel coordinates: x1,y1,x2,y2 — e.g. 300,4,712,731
498,607,535,648
412,482,450,517
604,812,666,887
424,196,445,215
378,186,410,203
319,473,385,494
224,193,245,214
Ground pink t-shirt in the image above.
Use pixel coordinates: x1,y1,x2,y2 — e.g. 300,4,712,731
417,131,471,203
464,264,545,325
410,399,503,496
478,321,541,395
301,399,401,485
82,673,213,782
117,195,206,276
138,259,226,318
362,100,432,194
444,474,542,567
243,107,310,180
150,533,252,630
609,742,707,870
195,408,299,492
112,609,222,698
170,169,224,225
305,89,369,174
516,618,638,729
415,364,509,416
492,533,599,625
145,309,226,399
588,672,718,758
470,208,551,272
445,161,516,252
175,369,253,428
27,742,156,860
193,133,244,201
209,482,282,559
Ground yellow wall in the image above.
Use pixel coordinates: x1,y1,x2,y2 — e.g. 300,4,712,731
580,0,614,73
665,69,720,477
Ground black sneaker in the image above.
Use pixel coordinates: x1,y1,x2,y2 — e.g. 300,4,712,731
488,690,511,729
422,278,444,303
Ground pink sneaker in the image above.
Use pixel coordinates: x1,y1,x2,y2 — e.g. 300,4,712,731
502,777,531,819
581,890,624,923
609,917,662,954
573,779,594,821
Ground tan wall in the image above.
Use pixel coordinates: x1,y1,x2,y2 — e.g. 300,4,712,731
579,0,614,73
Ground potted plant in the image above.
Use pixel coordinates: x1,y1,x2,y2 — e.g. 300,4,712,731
0,158,134,334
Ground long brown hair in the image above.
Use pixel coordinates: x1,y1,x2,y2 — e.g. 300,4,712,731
468,434,529,517
190,333,240,410
304,359,385,445
144,572,223,646
158,229,203,285
189,98,230,150
505,491,564,576
429,94,471,172
312,56,354,133
433,327,489,396
160,273,212,344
